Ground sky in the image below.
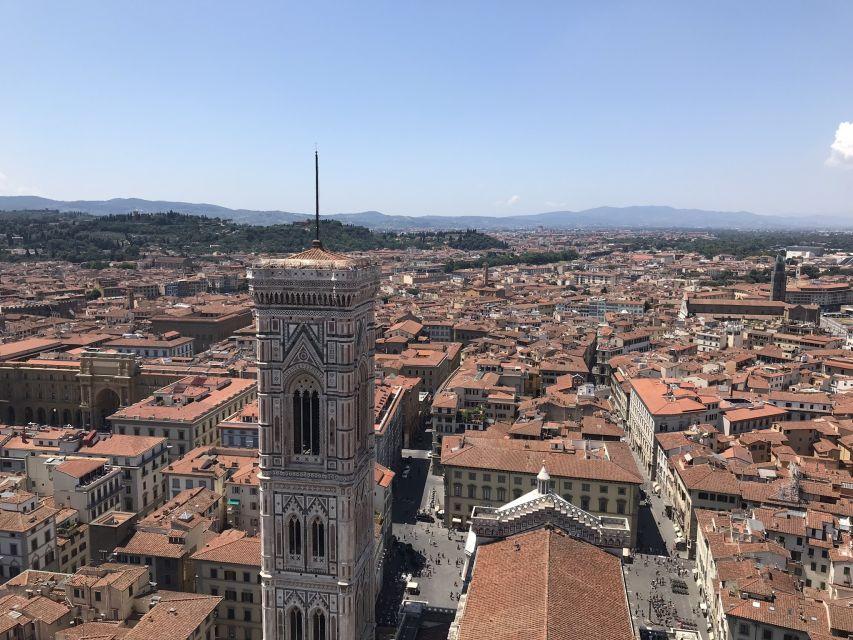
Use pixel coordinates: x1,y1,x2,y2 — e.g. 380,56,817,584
1,1,852,218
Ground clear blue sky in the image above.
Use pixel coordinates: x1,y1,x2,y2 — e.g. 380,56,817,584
2,1,852,217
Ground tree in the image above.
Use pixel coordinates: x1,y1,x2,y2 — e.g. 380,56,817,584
799,264,820,279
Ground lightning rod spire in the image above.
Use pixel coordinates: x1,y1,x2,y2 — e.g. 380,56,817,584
313,148,322,248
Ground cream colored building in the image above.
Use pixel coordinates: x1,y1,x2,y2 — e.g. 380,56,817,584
110,376,257,459
440,435,642,546
192,530,262,640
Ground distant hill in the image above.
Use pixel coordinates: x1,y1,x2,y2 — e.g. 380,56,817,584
1,195,849,230
0,210,506,263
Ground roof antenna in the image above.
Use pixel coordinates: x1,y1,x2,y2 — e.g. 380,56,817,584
313,146,322,249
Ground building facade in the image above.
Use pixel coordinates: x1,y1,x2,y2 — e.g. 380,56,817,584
249,243,379,640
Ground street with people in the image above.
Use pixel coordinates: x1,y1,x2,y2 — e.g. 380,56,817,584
375,435,465,630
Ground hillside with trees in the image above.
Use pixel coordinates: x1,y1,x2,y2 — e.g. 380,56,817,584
0,210,505,263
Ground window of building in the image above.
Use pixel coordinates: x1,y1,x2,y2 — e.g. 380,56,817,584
292,388,320,456
289,608,304,640
312,520,325,559
311,610,325,640
288,518,302,557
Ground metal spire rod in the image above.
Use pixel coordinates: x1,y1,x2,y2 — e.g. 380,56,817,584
313,148,321,247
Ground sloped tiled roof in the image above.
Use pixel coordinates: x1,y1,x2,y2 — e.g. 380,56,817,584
456,528,632,640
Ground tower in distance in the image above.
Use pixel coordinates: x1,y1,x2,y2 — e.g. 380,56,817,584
770,253,787,302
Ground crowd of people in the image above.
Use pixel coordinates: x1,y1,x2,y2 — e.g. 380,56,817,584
625,554,703,633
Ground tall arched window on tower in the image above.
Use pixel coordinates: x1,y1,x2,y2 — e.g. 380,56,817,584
311,610,326,640
311,519,325,559
310,391,320,455
288,608,304,640
355,383,362,445
301,388,311,453
287,517,302,558
292,391,302,455
273,415,281,451
292,383,321,456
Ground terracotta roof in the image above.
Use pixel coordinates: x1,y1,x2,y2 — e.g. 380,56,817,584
630,378,711,415
0,502,57,533
56,457,108,479
115,531,186,559
123,595,221,640
80,434,166,457
56,621,131,640
442,436,642,484
456,528,633,640
374,462,395,489
259,244,363,269
191,529,260,566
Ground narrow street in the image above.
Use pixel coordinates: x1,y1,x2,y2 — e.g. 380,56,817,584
375,434,464,632
626,446,709,639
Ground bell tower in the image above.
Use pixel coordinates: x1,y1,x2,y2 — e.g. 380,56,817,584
250,154,379,640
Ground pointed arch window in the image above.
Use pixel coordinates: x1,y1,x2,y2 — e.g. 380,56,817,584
292,386,321,456
289,608,304,640
312,610,326,640
292,391,302,455
287,517,302,557
311,391,320,455
311,519,326,559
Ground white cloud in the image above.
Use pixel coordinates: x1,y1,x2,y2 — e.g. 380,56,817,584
827,121,853,166
493,194,521,208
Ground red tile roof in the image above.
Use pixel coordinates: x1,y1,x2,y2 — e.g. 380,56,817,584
457,528,633,640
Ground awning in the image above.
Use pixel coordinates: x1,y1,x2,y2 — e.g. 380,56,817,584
227,498,240,506
652,482,660,492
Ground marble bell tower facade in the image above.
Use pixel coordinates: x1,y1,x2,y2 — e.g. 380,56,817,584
249,239,379,640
